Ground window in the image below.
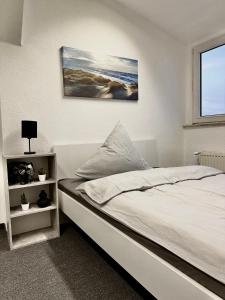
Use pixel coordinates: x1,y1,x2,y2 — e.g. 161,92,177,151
193,35,225,124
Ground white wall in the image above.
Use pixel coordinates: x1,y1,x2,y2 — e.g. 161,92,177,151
0,0,24,45
183,46,225,164
0,0,186,222
184,127,225,164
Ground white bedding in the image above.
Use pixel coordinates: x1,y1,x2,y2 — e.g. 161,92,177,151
76,166,225,283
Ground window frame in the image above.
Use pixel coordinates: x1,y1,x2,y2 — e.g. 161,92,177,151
193,34,225,124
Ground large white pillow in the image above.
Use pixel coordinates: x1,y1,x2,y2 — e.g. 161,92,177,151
75,122,149,179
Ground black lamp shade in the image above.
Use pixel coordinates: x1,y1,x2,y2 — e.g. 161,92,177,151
21,121,37,139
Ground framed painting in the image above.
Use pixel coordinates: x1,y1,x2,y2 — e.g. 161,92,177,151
61,47,138,100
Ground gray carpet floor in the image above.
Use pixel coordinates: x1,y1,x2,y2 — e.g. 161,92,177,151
0,224,154,300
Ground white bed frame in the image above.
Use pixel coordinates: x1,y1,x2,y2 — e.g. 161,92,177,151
54,141,221,300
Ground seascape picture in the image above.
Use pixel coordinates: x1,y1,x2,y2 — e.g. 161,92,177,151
61,47,138,100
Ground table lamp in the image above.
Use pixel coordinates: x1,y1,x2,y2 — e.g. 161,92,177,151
21,120,37,154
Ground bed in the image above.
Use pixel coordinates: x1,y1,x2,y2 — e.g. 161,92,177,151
54,140,225,300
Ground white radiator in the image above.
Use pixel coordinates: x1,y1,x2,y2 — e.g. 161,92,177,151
197,151,225,171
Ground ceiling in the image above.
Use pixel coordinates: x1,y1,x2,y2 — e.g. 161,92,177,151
116,0,225,44
1,0,225,46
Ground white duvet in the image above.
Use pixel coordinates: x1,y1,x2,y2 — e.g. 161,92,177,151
76,166,225,283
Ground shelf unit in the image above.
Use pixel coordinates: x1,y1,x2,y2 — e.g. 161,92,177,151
3,153,60,250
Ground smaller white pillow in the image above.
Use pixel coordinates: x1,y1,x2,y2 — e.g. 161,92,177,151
75,122,149,179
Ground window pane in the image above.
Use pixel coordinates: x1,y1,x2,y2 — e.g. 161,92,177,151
201,44,225,116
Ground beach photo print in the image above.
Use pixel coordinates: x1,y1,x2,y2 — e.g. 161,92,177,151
61,47,138,100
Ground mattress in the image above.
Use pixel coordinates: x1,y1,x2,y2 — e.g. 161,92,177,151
59,176,225,299
76,166,225,284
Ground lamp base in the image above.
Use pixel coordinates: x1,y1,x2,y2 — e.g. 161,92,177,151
24,151,36,155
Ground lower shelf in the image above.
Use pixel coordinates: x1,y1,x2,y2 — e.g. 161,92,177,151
10,203,57,218
12,227,59,250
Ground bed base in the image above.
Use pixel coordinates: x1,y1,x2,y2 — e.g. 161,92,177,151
59,189,221,300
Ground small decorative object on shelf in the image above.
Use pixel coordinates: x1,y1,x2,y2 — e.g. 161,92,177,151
21,192,29,211
8,161,34,185
37,190,51,208
38,168,47,182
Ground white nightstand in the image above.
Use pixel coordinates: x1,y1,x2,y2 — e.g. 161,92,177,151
3,153,59,250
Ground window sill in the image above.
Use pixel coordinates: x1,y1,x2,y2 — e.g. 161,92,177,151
183,121,225,129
